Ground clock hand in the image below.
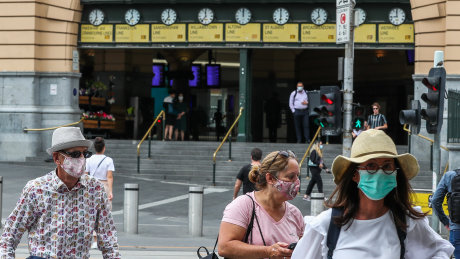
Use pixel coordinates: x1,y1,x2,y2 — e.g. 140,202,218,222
279,9,281,21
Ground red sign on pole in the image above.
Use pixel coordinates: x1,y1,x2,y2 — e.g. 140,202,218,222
340,13,346,24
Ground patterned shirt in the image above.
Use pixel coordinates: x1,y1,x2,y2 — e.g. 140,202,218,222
0,171,121,259
367,113,387,129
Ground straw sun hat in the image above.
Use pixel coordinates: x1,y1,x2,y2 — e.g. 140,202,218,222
331,129,419,184
46,127,92,155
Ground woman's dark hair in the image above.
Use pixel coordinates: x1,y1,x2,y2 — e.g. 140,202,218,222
326,159,426,231
94,137,105,153
248,151,296,190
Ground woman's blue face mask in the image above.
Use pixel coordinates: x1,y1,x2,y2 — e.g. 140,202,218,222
357,169,397,200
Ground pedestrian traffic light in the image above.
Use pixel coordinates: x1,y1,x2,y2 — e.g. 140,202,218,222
420,67,446,134
399,100,421,134
352,106,365,130
313,86,342,135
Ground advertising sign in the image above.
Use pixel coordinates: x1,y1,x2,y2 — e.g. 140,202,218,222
80,25,113,42
188,24,223,42
301,24,335,43
378,24,414,43
115,24,149,42
151,24,186,42
263,24,298,42
225,23,261,42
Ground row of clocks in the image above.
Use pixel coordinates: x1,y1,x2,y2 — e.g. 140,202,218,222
88,7,407,27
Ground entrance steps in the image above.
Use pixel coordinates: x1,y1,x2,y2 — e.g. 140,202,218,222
21,140,433,195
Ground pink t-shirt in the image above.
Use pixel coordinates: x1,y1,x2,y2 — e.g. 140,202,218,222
222,191,305,246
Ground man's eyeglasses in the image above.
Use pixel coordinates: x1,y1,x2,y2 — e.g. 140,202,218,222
357,162,398,175
60,150,92,159
267,150,296,171
373,107,379,110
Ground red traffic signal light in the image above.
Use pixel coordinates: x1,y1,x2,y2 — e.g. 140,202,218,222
422,77,441,91
420,67,446,134
321,93,334,105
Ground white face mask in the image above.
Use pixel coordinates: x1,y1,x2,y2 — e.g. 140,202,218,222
60,155,86,178
178,96,184,101
297,86,303,92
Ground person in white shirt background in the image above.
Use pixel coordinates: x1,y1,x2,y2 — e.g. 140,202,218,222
85,137,115,248
292,129,454,259
289,82,310,144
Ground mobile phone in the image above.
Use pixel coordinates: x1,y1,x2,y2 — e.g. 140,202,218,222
288,242,297,250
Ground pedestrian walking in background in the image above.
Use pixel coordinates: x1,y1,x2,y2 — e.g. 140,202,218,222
364,102,388,131
0,127,120,258
163,90,177,140
289,82,310,143
174,92,187,141
265,92,281,143
292,129,454,259
432,168,460,258
85,137,115,249
233,148,262,199
303,140,329,201
218,150,305,259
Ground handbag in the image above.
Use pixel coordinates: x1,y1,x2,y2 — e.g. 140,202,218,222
196,194,266,258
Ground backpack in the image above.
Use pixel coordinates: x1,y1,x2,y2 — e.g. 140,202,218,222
326,207,406,259
447,169,460,223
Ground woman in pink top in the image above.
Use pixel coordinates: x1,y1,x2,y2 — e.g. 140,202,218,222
218,150,305,258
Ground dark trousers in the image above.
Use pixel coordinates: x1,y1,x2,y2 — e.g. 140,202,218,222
450,230,460,259
293,109,310,143
305,167,323,195
268,127,277,142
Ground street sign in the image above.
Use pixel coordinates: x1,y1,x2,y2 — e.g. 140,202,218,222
336,0,353,8
336,6,351,44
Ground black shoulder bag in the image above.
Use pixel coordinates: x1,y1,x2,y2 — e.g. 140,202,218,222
197,194,266,259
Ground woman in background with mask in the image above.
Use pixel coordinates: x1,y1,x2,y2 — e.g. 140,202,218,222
218,150,305,259
174,92,187,141
303,140,329,201
292,130,454,259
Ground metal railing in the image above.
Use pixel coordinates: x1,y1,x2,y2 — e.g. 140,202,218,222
137,110,165,173
297,126,322,189
212,107,244,186
23,117,85,132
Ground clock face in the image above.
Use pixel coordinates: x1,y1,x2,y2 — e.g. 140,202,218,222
198,8,214,25
89,9,104,26
273,7,289,25
125,9,140,26
389,8,405,26
311,8,327,26
161,8,177,25
355,8,366,26
235,7,251,25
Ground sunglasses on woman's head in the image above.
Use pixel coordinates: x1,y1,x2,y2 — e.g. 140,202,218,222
60,150,92,159
267,150,296,170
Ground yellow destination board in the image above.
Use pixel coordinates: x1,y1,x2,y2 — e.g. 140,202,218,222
188,24,223,42
115,24,149,42
80,25,113,43
263,24,298,42
225,23,260,42
412,192,448,216
151,24,186,42
379,24,414,43
354,24,376,43
301,24,335,43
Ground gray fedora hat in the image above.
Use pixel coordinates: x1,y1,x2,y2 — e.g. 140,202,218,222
46,127,93,155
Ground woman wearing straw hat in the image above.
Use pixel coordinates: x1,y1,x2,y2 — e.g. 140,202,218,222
292,129,454,259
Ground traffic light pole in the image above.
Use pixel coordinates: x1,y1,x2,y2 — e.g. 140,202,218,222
342,8,355,157
431,133,441,232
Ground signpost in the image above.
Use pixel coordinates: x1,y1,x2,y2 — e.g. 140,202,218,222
336,0,355,157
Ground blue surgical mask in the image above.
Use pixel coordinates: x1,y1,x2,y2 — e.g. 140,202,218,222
357,170,397,200
297,87,303,92
319,145,324,150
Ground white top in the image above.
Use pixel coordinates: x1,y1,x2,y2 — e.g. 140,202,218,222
292,208,454,259
289,90,308,113
85,154,115,180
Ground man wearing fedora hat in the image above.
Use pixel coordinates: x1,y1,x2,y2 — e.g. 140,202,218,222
292,129,454,259
0,127,121,259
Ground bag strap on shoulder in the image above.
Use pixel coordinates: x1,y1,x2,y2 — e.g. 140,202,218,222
326,207,343,259
245,194,266,246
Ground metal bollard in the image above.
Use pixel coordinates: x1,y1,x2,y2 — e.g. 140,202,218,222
310,192,325,216
124,183,139,234
189,186,204,237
